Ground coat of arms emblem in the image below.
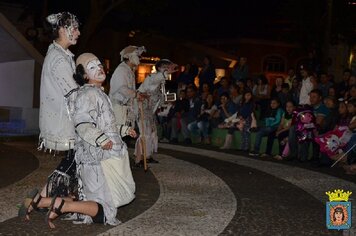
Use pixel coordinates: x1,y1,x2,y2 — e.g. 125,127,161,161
326,189,352,230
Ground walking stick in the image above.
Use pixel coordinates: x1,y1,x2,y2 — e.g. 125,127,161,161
331,143,356,168
139,101,148,171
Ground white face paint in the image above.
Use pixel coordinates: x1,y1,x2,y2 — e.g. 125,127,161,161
86,59,106,82
128,53,140,66
64,21,80,45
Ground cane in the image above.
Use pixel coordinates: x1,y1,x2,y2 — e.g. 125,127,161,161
331,143,356,168
139,101,148,171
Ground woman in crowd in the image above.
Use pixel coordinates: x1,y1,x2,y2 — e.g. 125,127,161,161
188,93,218,144
249,98,283,157
253,75,270,119
273,100,295,160
220,90,255,151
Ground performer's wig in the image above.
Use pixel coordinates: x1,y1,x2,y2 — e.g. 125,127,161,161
46,12,80,40
120,46,146,65
74,53,100,85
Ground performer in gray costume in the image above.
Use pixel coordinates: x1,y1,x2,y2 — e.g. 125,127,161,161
28,53,137,229
134,59,177,166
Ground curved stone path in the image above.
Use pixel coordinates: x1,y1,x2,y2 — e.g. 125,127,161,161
100,155,236,236
1,141,354,235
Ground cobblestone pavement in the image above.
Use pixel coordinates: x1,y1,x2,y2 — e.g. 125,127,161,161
0,141,159,235
0,140,353,235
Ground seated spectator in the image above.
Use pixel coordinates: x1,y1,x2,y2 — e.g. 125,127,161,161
326,99,356,173
278,83,292,108
289,78,301,105
229,84,242,106
169,90,189,143
270,77,284,99
323,96,339,131
200,82,211,100
217,77,230,97
284,68,296,88
273,100,295,160
220,90,255,150
345,85,356,101
253,75,270,119
299,89,330,165
336,69,351,98
157,102,174,143
336,99,351,127
328,86,337,98
216,92,238,124
188,94,218,144
317,72,333,98
236,80,247,94
245,77,255,92
170,85,201,145
249,98,283,157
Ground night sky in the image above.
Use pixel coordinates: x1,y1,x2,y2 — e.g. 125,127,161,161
1,0,356,44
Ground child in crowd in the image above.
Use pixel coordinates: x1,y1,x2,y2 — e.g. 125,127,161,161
249,98,283,157
238,90,255,151
336,99,351,127
273,100,295,160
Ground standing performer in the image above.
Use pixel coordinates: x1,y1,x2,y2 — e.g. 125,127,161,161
134,59,177,167
19,12,81,220
109,45,147,131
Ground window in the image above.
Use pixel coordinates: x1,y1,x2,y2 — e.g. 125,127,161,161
263,55,286,72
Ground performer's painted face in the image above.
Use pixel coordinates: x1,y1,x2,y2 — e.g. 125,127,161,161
64,21,80,45
86,59,106,82
128,53,140,66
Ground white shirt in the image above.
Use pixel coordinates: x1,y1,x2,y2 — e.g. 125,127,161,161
299,77,313,105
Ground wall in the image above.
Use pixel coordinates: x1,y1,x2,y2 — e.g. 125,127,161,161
0,59,34,107
0,59,39,134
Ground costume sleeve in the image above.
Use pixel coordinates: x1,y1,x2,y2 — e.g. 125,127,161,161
52,56,79,117
110,67,136,104
52,57,78,96
138,72,166,93
74,91,110,147
117,124,131,137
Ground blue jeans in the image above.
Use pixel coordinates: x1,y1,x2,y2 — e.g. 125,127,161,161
188,120,209,138
253,126,277,153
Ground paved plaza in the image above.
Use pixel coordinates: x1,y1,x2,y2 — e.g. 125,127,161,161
0,139,355,235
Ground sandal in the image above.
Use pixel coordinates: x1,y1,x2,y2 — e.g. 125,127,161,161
18,189,43,220
46,196,65,229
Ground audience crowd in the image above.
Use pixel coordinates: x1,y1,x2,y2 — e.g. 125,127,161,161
156,59,356,175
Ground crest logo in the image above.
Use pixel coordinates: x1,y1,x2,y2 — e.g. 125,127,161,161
326,189,352,230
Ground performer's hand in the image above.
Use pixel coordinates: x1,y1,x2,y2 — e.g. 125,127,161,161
128,128,137,138
166,63,179,74
137,92,149,101
102,140,113,150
